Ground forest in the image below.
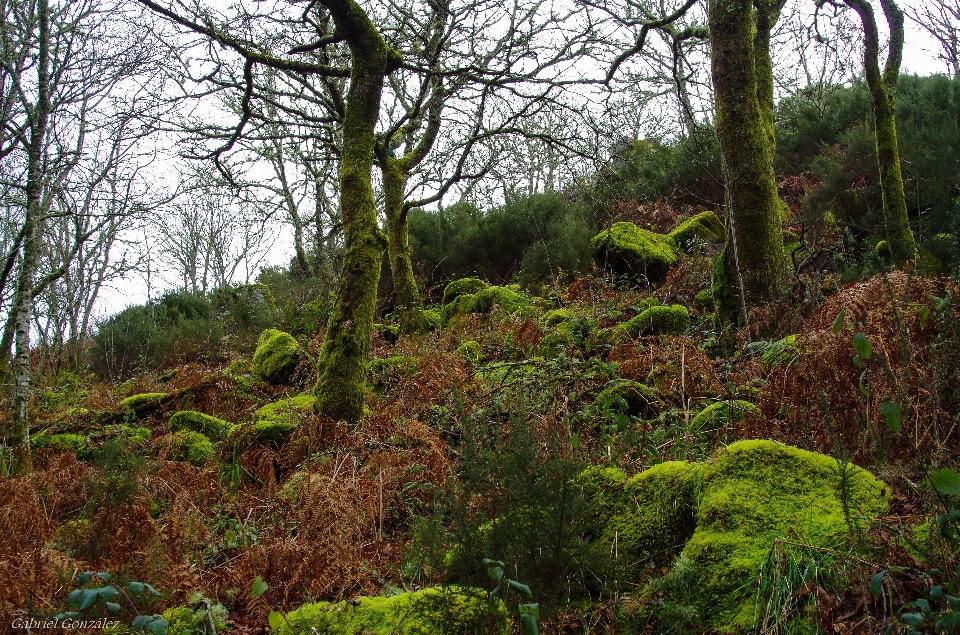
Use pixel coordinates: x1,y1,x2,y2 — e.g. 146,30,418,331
2,0,960,632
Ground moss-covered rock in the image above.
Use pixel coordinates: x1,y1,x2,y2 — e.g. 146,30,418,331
119,392,168,414
593,379,663,419
256,394,315,424
660,440,890,630
166,431,214,467
31,432,89,456
454,340,482,364
667,210,725,252
251,329,302,385
252,420,299,446
543,308,576,326
442,277,488,306
689,400,759,434
374,323,401,344
422,308,443,331
623,304,690,337
588,325,631,348
169,411,234,441
273,586,509,635
446,286,529,317
591,222,678,284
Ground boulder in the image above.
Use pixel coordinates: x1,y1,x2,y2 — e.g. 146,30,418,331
623,304,690,337
251,329,302,385
591,222,678,284
169,411,234,441
667,210,725,252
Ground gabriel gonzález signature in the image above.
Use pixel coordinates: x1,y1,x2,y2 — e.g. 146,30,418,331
11,616,122,630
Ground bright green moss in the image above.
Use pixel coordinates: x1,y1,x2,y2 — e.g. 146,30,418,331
31,432,88,456
374,323,401,344
422,308,443,330
446,286,529,317
255,394,315,424
624,305,690,337
591,222,678,284
273,586,509,635
543,308,576,326
594,379,663,419
119,393,168,413
167,431,214,467
442,277,488,305
660,440,890,630
252,421,299,446
169,411,234,441
667,210,726,252
689,400,759,434
589,325,631,348
251,329,302,385
454,340,482,364
162,598,228,635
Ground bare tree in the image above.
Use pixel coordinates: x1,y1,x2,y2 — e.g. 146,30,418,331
906,0,960,79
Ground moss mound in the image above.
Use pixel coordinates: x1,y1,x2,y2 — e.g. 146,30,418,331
166,431,215,467
31,432,89,456
591,222,678,284
273,586,509,635
163,599,228,635
689,400,759,434
593,379,663,419
248,394,315,445
661,440,890,630
667,210,726,251
119,392,168,414
169,411,234,441
624,304,690,337
454,340,482,364
251,329,302,385
442,277,488,305
446,285,529,317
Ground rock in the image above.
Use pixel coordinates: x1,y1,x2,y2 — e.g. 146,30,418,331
374,323,400,344
442,277,488,306
119,392,168,414
251,329,302,385
169,411,234,441
446,285,529,317
166,431,214,467
662,440,889,630
689,400,759,434
667,210,725,252
591,222,678,284
623,304,690,337
273,586,509,635
249,394,315,445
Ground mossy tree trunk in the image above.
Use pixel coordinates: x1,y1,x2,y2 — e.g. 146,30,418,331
845,0,915,267
710,0,786,321
313,0,400,425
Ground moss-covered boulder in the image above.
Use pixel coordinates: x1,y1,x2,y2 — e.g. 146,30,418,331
442,277,488,306
591,222,678,283
446,285,529,317
660,440,890,630
543,308,576,326
580,462,699,574
120,392,168,415
689,400,759,434
374,323,401,344
166,431,214,467
251,329,302,385
623,304,690,337
593,379,663,419
454,340,482,364
273,586,509,635
667,210,725,252
31,432,89,456
248,394,315,445
169,411,234,441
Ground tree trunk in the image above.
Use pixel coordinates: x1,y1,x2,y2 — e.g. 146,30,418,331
313,0,396,425
710,0,786,321
10,0,50,472
382,156,428,334
846,0,915,266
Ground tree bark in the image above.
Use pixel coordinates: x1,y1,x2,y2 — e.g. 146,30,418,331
710,0,786,321
845,0,915,266
312,0,398,425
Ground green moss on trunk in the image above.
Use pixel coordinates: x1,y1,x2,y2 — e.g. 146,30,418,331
710,0,786,317
313,1,395,426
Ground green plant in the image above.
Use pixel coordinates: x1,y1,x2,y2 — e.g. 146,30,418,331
52,571,166,634
483,559,539,635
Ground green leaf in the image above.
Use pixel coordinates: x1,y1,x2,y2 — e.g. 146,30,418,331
900,612,925,627
251,576,269,599
268,610,284,631
930,469,960,496
98,586,119,600
853,332,872,360
913,598,932,618
931,585,943,601
947,595,960,611
832,310,845,333
146,617,168,635
128,581,145,596
519,604,540,635
917,306,930,329
106,602,121,614
509,580,533,599
881,400,901,433
66,589,82,605
77,571,95,585
144,583,161,597
488,587,501,611
486,566,504,583
871,571,886,598
132,615,152,627
97,572,111,582
936,614,960,629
